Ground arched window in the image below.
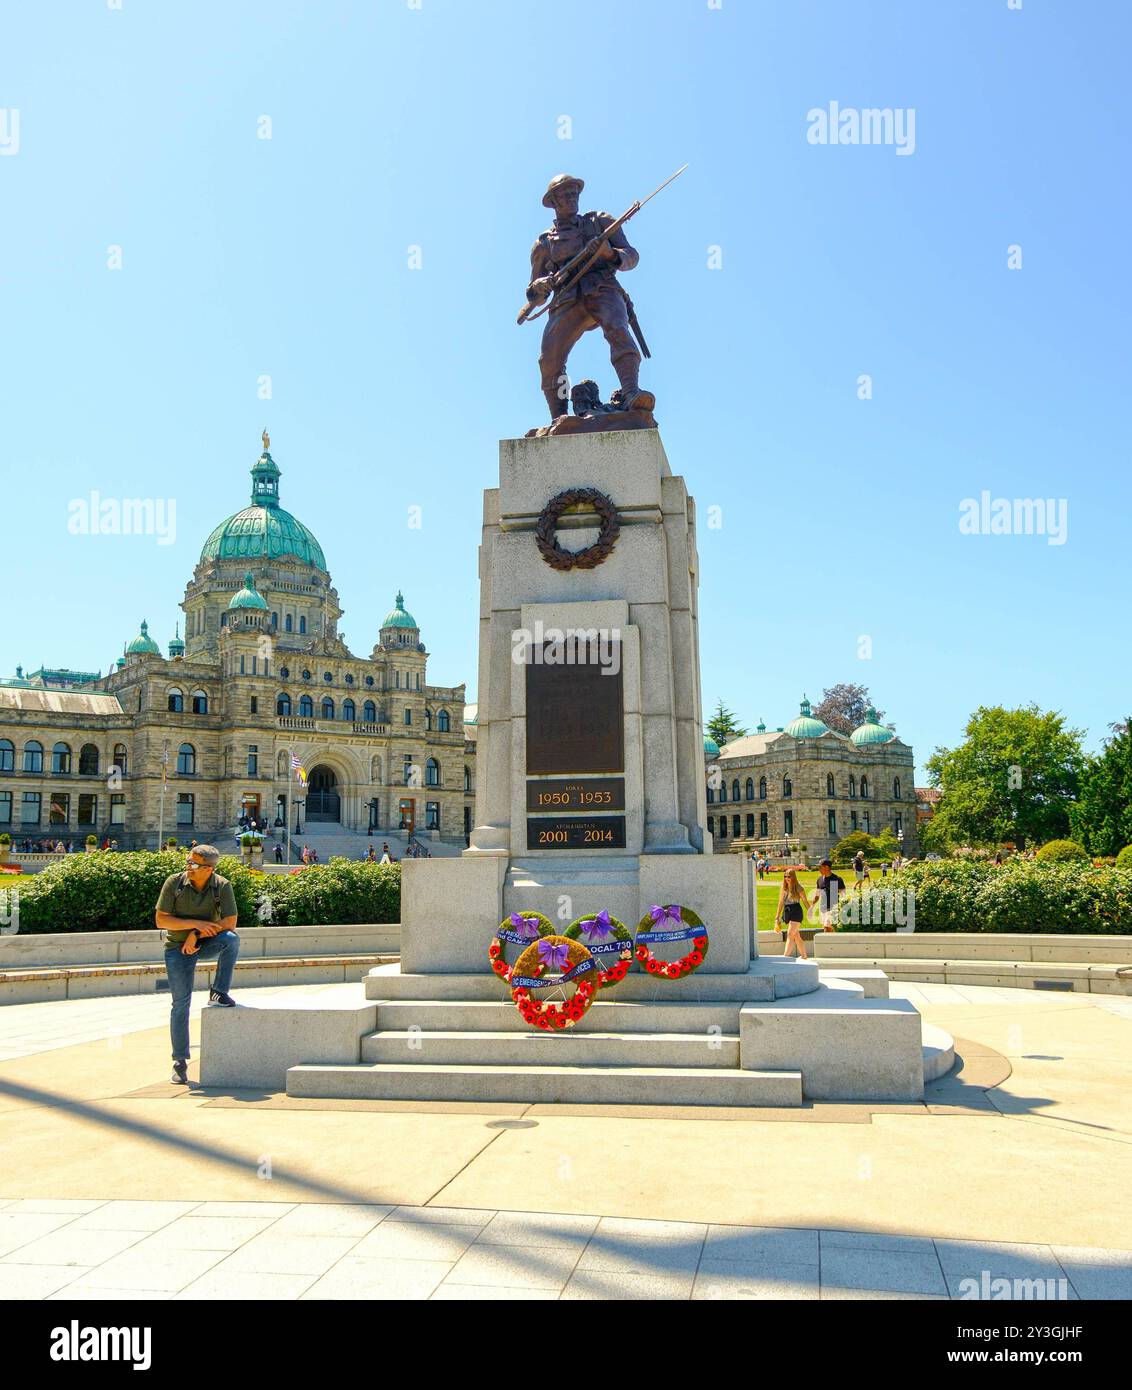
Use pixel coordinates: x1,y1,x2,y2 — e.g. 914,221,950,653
0,739,13,773
860,776,869,799
863,811,871,834
79,744,99,776
285,614,293,633
425,758,440,787
424,709,432,731
707,815,715,836
706,785,715,804
719,780,727,803
363,700,376,723
276,751,288,778
271,612,278,628
745,778,754,801
220,612,228,627
299,616,306,634
299,695,314,718
464,766,471,793
321,697,335,721
849,775,857,799
276,693,291,716
52,742,72,774
731,779,740,803
176,743,196,775
112,744,127,776
746,813,755,836
758,777,767,800
371,756,381,782
783,775,792,799
893,777,901,800
718,817,728,838
438,709,450,733
191,690,208,715
167,687,184,713
342,699,356,722
826,772,835,796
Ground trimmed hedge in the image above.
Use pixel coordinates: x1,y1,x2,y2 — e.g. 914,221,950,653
1034,839,1089,864
840,858,1132,934
8,852,400,934
1113,845,1132,871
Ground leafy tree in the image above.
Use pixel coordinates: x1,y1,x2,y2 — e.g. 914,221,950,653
1068,718,1132,856
813,684,884,737
705,699,747,746
926,705,1085,850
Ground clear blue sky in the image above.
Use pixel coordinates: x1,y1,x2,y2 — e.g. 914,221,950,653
2,1,1128,779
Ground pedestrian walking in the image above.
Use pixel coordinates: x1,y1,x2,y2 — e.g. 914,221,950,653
776,868,815,961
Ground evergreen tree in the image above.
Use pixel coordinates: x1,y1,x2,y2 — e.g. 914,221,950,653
705,699,747,747
1068,718,1132,855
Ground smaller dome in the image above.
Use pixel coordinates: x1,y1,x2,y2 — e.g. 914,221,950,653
784,696,828,740
126,620,161,656
382,591,418,630
850,706,896,746
229,572,269,611
704,734,721,757
1,665,32,689
168,623,185,657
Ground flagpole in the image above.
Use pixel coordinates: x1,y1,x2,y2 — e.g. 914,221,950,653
285,743,292,866
157,738,168,850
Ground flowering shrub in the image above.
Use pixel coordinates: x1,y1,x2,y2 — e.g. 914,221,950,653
847,858,1132,933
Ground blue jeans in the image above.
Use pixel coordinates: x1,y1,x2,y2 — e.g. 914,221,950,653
164,931,240,1062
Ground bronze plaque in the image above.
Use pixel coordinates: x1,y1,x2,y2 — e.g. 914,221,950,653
526,778,625,813
527,816,627,851
525,641,623,774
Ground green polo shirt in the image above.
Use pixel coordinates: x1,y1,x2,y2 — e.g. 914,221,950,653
157,870,237,949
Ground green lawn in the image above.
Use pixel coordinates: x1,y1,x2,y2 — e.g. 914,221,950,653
753,867,888,931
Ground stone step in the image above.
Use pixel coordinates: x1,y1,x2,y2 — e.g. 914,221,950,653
372,997,743,1034
286,1061,804,1106
921,1024,956,1083
361,1028,741,1068
364,959,821,1003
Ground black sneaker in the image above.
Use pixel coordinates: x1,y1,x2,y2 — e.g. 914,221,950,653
171,1061,188,1085
207,989,236,1007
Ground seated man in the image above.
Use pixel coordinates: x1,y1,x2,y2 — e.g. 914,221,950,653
155,844,240,1085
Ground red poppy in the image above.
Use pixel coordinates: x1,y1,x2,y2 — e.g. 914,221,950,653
635,945,648,961
695,937,708,951
489,943,500,958
687,951,703,967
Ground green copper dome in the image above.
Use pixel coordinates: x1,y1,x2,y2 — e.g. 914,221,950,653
228,572,269,611
126,620,161,656
703,734,721,757
199,444,327,571
168,624,185,657
785,696,829,740
850,706,896,746
382,591,418,629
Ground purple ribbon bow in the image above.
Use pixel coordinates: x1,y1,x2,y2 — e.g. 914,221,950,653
649,904,683,927
509,912,540,939
537,938,570,972
581,909,614,941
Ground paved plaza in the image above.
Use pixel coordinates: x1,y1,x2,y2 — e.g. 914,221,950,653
0,981,1129,1300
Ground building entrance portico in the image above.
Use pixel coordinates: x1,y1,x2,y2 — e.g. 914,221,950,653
306,765,340,821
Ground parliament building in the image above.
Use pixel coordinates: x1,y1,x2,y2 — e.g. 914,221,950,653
0,436,475,850
704,699,916,861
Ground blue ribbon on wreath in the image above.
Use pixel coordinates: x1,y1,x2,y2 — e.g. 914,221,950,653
511,957,596,990
635,925,705,945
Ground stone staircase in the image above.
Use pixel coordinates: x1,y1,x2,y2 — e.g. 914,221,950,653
286,825,464,861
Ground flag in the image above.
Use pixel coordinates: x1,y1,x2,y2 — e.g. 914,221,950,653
291,754,306,786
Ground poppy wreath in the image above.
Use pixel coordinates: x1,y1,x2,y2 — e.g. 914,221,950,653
534,488,620,572
634,905,709,980
489,910,555,985
510,935,597,1030
563,910,633,989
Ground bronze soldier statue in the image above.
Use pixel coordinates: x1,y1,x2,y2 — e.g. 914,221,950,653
524,174,654,422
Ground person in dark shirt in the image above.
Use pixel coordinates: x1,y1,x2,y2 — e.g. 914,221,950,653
814,859,847,930
155,844,240,1085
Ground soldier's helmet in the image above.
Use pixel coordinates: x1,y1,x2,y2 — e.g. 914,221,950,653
542,174,585,208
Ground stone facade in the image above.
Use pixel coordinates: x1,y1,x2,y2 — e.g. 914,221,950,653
0,439,476,849
706,712,917,861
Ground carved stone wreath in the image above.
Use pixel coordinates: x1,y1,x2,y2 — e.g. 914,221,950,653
535,488,620,571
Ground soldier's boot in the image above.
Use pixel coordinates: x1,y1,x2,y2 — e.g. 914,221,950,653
612,352,655,413
542,386,569,420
